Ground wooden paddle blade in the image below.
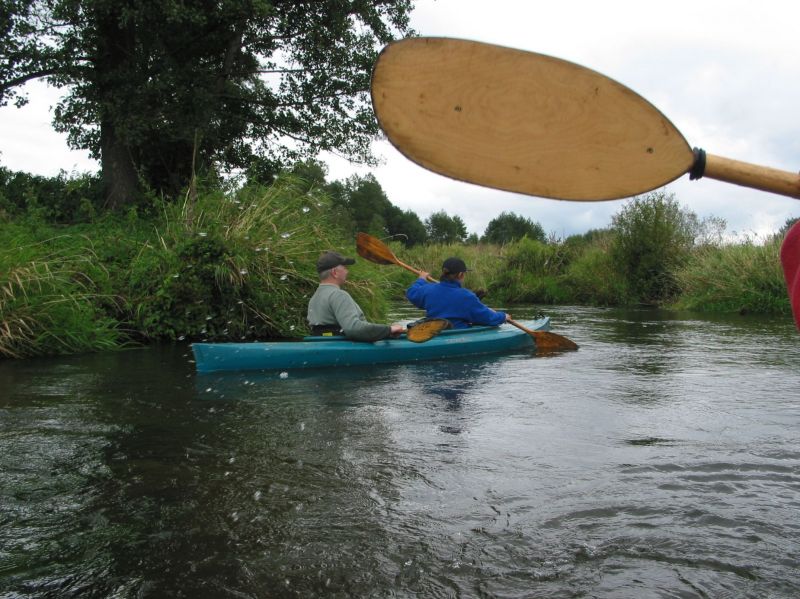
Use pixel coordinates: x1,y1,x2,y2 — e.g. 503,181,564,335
406,318,452,343
531,331,579,352
356,232,399,265
507,317,578,351
372,37,694,201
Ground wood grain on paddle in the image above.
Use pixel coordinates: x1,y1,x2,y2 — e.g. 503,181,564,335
372,37,800,201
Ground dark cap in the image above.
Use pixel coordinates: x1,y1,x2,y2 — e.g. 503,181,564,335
317,251,355,272
442,257,469,275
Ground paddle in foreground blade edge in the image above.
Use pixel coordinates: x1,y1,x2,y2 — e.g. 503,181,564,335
371,37,694,201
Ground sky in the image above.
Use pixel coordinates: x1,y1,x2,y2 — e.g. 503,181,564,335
2,0,799,239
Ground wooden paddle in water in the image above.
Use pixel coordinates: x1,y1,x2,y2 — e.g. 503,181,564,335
356,232,578,351
371,37,800,201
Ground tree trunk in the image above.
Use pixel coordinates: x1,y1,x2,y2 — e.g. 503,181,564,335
100,118,139,209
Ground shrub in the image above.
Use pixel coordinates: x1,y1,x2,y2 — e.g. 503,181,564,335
126,176,361,341
0,167,104,223
611,191,697,304
482,212,546,244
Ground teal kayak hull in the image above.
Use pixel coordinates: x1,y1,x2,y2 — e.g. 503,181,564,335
192,317,550,373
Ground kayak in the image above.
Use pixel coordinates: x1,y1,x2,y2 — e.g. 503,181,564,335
192,317,550,373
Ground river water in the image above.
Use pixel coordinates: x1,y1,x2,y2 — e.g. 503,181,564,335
1,305,799,598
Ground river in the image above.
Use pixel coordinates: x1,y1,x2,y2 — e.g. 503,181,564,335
1,305,799,598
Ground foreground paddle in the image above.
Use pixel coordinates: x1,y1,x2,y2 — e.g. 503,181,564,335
371,37,800,201
356,232,578,351
405,318,452,343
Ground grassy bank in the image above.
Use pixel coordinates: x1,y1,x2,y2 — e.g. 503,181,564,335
2,181,793,359
0,177,395,358
394,233,790,317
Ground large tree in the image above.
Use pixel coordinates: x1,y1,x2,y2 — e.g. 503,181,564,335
0,0,414,207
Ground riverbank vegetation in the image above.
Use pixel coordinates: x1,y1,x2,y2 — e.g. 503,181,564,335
1,166,794,359
3,1,795,361
0,173,392,357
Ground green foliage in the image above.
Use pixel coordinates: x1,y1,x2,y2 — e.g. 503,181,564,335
0,224,123,358
482,211,546,244
0,167,104,223
386,206,428,246
128,176,349,341
425,210,467,244
327,174,427,246
611,191,698,304
673,238,790,314
779,216,800,237
2,0,415,204
488,237,572,303
343,174,391,235
0,174,402,358
1,163,793,361
288,160,329,191
564,245,630,305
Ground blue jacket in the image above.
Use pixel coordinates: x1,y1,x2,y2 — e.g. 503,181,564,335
406,278,506,329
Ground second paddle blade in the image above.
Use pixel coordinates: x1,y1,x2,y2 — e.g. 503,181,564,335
356,232,397,265
372,37,695,201
406,318,452,343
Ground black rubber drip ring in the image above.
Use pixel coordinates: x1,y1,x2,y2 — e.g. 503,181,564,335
690,148,706,180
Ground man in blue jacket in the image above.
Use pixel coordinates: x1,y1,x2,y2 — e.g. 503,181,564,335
406,257,509,329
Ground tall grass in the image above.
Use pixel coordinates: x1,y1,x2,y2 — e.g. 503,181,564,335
564,245,630,305
0,232,122,358
2,177,792,360
673,238,789,314
126,176,394,341
1,175,398,358
487,238,574,303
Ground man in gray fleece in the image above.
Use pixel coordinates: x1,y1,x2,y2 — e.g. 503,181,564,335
307,251,403,341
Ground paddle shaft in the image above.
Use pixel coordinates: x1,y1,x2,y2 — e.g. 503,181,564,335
703,154,800,199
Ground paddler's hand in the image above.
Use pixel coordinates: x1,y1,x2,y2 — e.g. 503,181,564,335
418,271,431,281
390,324,404,336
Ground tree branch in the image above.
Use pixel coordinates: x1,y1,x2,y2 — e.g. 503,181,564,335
0,68,61,93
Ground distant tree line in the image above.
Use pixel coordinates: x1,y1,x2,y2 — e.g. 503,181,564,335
285,160,547,246
0,161,552,248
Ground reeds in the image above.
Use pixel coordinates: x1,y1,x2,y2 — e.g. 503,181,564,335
127,175,393,341
0,243,122,358
673,238,789,314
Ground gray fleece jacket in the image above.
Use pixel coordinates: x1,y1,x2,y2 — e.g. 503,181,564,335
306,284,390,342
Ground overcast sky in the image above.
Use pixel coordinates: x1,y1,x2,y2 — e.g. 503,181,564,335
2,0,799,239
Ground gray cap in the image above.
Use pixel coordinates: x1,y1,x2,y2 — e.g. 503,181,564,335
317,251,356,272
